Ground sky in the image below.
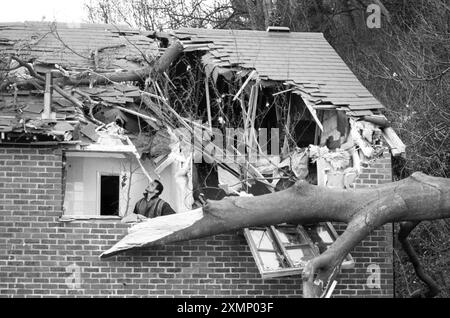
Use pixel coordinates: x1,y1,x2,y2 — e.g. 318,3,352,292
0,0,88,23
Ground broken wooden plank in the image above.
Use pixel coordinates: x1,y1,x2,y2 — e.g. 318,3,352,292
382,127,406,157
42,72,52,119
125,135,155,183
115,106,158,122
100,208,204,258
301,96,324,131
205,74,212,131
272,87,295,96
323,280,338,298
363,115,390,128
80,122,100,142
233,70,257,101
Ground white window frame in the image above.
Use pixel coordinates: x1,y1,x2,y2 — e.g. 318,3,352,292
244,222,354,279
62,151,130,221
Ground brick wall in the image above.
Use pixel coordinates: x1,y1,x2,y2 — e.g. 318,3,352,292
0,146,393,297
334,150,394,297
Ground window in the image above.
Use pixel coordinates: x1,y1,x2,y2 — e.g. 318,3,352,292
63,152,132,219
99,174,120,216
244,223,353,279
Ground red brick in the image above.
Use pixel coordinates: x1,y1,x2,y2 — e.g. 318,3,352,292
0,146,393,298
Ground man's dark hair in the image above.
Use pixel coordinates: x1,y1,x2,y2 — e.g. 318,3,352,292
154,180,164,195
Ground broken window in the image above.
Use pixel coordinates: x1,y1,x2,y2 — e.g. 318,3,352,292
244,223,353,279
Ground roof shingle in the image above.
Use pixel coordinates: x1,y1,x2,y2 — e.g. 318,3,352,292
174,28,384,112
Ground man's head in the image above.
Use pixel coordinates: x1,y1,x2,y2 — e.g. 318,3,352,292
145,180,164,197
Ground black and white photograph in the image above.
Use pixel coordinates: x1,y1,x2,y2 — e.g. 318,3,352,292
0,0,449,305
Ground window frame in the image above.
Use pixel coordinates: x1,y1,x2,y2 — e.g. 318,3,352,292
244,222,354,279
63,151,131,220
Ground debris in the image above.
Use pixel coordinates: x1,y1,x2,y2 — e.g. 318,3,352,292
79,122,99,142
218,165,242,194
115,106,158,123
383,127,406,157
233,70,257,101
23,103,43,114
52,122,74,133
280,148,309,180
363,115,390,128
100,208,204,258
205,74,212,131
121,213,148,224
349,119,374,158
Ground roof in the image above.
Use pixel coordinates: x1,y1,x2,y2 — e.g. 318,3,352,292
0,22,159,145
173,28,384,116
1,22,400,156
0,21,159,71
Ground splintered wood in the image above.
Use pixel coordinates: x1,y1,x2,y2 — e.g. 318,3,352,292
100,208,204,258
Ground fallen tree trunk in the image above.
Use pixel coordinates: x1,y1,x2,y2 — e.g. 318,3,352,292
100,172,450,297
56,40,184,86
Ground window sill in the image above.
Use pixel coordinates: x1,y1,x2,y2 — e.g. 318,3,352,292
59,215,122,222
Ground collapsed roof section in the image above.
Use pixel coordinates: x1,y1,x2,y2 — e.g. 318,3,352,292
0,22,166,153
0,22,405,160
168,27,405,157
172,28,384,117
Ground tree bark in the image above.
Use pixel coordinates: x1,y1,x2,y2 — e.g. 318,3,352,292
55,40,184,86
398,221,440,297
101,172,450,296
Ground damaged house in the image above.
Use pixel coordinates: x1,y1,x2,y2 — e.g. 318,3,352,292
0,22,405,297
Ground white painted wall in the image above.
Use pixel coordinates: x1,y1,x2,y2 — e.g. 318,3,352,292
63,153,181,217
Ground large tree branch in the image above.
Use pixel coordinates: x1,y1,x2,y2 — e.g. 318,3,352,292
100,172,449,298
54,39,183,86
1,40,184,89
398,221,440,298
101,173,450,265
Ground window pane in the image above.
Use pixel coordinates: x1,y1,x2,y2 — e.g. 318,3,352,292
304,224,335,254
274,227,307,245
286,247,315,266
250,229,276,250
259,251,284,270
317,226,334,243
